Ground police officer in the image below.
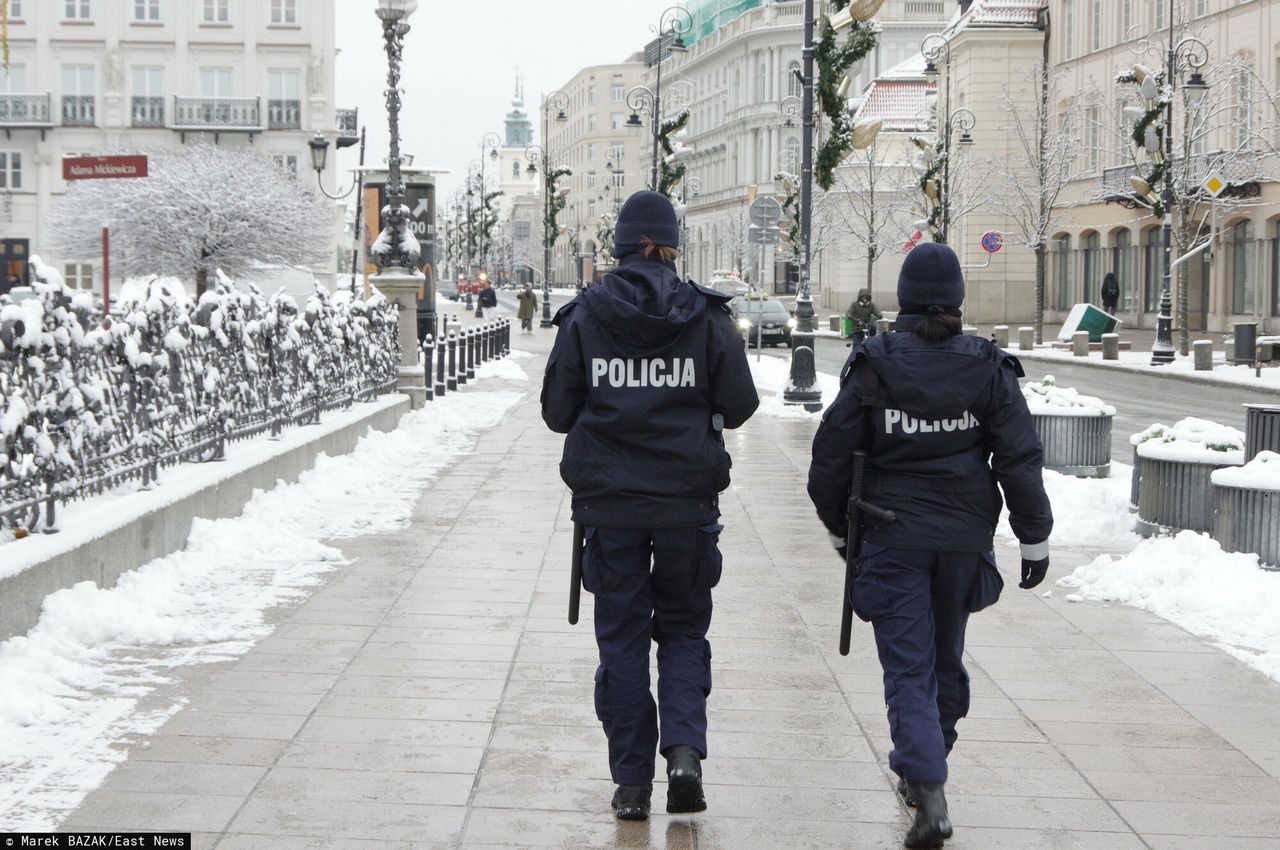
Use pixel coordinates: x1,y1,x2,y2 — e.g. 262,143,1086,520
807,243,1052,849
542,190,759,821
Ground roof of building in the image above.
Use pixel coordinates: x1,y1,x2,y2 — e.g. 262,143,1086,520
852,75,935,133
947,0,1046,34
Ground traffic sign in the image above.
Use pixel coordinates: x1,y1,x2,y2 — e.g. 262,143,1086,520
1202,172,1227,198
748,224,780,245
62,155,148,181
750,196,782,228
403,184,435,244
981,230,1004,254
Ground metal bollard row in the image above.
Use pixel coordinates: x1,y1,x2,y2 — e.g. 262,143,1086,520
424,318,514,398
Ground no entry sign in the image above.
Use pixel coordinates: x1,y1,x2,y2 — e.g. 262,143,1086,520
980,230,1004,253
63,155,149,181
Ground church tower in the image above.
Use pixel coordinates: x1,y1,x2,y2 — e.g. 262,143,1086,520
504,74,534,148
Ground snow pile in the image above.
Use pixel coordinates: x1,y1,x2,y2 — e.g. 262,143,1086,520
475,356,528,382
998,462,1138,550
1212,450,1280,492
747,352,840,419
0,388,522,829
1058,531,1280,682
1131,417,1246,465
1022,376,1116,417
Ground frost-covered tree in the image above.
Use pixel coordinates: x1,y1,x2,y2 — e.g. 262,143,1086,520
50,143,333,297
998,61,1083,344
827,140,917,297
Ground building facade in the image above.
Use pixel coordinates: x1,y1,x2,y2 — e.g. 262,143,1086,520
0,0,351,298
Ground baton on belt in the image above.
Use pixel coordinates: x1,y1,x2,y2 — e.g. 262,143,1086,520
569,522,584,625
840,450,897,656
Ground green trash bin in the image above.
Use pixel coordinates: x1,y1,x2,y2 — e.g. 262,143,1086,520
840,315,853,338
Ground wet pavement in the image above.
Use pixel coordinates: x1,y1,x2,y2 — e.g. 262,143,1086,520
59,304,1280,849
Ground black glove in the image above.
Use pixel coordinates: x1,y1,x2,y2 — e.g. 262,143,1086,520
829,532,848,563
1019,557,1049,590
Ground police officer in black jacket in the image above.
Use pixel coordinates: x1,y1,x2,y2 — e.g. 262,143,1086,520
808,243,1053,850
542,190,759,821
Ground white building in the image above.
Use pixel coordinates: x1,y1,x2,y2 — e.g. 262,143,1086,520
0,0,352,298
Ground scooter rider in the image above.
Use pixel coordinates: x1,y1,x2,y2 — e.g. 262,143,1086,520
807,242,1053,849
542,190,759,821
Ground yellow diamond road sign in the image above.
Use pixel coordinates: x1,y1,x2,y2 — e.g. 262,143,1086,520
1203,173,1226,198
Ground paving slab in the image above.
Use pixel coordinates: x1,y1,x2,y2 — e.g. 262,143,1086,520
52,311,1280,849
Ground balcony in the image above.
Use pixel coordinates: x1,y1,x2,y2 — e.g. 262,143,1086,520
171,96,261,133
131,96,165,128
61,95,95,127
1101,151,1268,199
0,93,53,128
336,107,358,142
267,99,301,130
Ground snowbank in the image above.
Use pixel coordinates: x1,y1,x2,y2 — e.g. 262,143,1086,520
1212,450,1280,492
1058,532,1280,683
0,387,523,830
998,462,1138,551
746,352,840,419
1131,417,1246,465
1022,376,1116,417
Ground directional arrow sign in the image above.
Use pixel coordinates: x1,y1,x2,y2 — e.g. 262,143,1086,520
413,198,431,218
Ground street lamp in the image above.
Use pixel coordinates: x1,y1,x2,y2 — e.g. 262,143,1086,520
780,94,801,128
527,89,570,328
625,5,693,191
307,126,367,294
677,175,702,278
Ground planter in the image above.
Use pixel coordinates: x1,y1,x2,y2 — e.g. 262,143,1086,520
1136,455,1241,537
1130,446,1141,512
1032,412,1113,478
1211,452,1280,570
1245,404,1280,461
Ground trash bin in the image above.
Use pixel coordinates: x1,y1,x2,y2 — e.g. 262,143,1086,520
1245,404,1280,461
1231,322,1258,364
840,315,853,338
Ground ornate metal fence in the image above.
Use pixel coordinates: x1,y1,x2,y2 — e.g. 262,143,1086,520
0,277,399,534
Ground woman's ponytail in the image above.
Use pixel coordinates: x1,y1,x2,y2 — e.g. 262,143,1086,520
901,304,963,342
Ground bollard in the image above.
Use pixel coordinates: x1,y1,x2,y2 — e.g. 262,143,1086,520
1072,331,1090,357
435,335,447,396
993,325,1009,348
421,335,434,402
1102,333,1119,361
1194,339,1214,371
487,322,496,361
457,330,470,385
465,328,477,381
483,323,492,362
876,318,892,335
446,332,459,391
1018,327,1034,351
505,318,512,355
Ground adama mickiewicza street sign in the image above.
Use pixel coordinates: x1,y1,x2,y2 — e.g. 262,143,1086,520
62,155,149,181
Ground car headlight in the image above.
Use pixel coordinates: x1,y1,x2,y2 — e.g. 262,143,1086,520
786,317,797,328
737,318,751,331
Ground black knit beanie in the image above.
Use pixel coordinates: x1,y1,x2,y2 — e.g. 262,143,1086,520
897,242,965,308
613,190,680,259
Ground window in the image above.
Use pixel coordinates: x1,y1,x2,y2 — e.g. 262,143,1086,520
1120,0,1133,37
587,86,597,105
271,0,297,24
63,263,93,290
64,0,91,19
513,221,531,240
200,67,232,97
272,154,299,178
203,0,228,23
587,171,597,190
1235,67,1255,148
8,1,20,17
1090,0,1102,51
588,114,597,131
61,65,95,126
0,65,26,93
268,70,301,129
1272,220,1280,318
587,142,596,161
131,66,164,126
588,200,596,219
1230,220,1256,314
134,0,159,21
1142,227,1161,311
1060,109,1076,175
610,171,625,189
1195,0,1210,15
786,60,801,99
0,152,22,190
1087,105,1101,173
1154,0,1166,30
757,63,767,102
610,112,627,130
783,136,800,173
1114,229,1134,312
608,144,625,161
1063,0,1075,58
612,83,625,102
511,160,520,178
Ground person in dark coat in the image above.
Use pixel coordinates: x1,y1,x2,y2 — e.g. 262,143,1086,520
516,283,538,332
846,287,882,340
542,190,760,822
808,243,1053,850
1101,271,1119,314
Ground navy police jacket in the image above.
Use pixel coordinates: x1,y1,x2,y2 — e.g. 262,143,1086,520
541,254,760,528
808,315,1053,553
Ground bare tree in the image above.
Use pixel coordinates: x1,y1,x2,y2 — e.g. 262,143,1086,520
826,140,920,298
716,206,753,282
50,143,332,297
998,60,1084,344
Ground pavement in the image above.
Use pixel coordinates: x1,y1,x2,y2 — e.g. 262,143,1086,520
55,303,1280,849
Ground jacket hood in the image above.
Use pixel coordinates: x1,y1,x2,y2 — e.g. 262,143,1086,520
581,255,706,354
862,317,1001,419
857,288,871,300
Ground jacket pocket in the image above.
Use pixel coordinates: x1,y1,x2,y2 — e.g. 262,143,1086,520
694,523,724,589
966,551,1005,613
848,542,892,623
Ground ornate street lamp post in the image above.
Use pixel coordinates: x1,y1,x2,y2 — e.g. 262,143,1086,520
624,6,692,191
526,89,569,328
307,124,366,294
366,0,427,406
676,175,702,278
921,34,977,245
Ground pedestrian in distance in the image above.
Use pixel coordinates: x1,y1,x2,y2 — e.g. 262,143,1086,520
846,288,882,343
542,190,760,822
808,242,1053,850
516,282,538,333
1101,271,1120,315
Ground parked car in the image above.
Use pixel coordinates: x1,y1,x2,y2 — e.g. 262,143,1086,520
731,295,796,347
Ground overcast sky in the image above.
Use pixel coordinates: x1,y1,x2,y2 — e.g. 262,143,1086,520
334,0,675,204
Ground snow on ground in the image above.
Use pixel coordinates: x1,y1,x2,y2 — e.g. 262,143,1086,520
998,462,1139,552
0,385,524,830
747,352,841,419
1018,346,1280,392
1059,533,1280,683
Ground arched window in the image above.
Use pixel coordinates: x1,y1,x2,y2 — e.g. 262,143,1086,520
512,160,520,179
783,136,800,174
1083,231,1101,303
1272,218,1280,318
1112,229,1133,313
1141,226,1161,312
786,60,801,98
1051,234,1071,310
1228,219,1256,315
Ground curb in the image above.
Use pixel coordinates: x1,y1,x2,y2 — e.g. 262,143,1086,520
1014,349,1280,397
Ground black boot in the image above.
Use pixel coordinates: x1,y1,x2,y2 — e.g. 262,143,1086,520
611,783,652,821
665,745,707,814
896,776,917,807
903,781,952,849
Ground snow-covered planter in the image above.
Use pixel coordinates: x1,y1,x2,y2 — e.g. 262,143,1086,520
1024,377,1115,478
1,272,399,537
1212,451,1280,569
1131,418,1245,537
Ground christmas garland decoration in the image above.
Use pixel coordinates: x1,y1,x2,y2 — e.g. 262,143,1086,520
814,1,880,190
480,189,504,256
911,137,947,242
1116,67,1168,218
597,213,615,266
780,181,800,252
657,111,690,199
546,166,572,249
